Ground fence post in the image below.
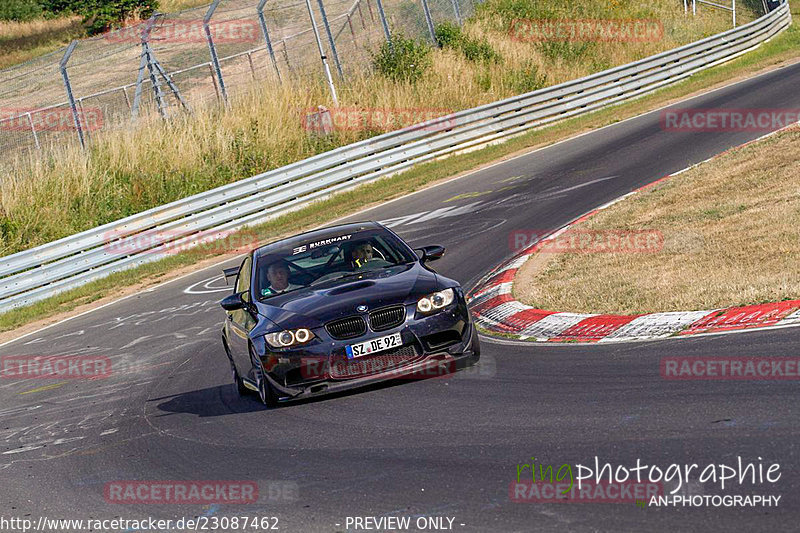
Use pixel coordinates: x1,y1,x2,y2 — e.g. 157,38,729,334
420,0,438,45
347,14,357,45
451,0,462,25
131,49,148,120
132,14,162,120
315,0,345,79
365,0,375,22
375,0,393,51
26,113,40,150
204,0,228,104
732,0,736,26
59,41,85,150
144,41,168,118
304,0,338,104
257,0,283,84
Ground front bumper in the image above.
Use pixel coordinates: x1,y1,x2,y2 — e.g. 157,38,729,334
258,297,478,401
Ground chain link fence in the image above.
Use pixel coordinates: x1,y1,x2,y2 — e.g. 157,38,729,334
0,0,478,160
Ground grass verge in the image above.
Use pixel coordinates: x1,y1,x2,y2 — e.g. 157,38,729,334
515,124,800,314
1,6,799,334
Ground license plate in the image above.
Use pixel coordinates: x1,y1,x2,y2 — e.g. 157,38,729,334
346,332,402,359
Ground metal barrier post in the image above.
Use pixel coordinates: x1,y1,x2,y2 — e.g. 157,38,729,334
26,113,40,150
132,14,161,121
420,0,438,45
59,41,85,150
257,0,283,84
144,41,168,118
451,0,462,25
316,0,345,79
304,0,338,104
204,0,228,104
375,0,393,51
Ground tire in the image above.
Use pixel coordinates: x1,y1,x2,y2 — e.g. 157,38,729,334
467,324,481,365
251,345,279,408
223,336,248,396
232,364,248,396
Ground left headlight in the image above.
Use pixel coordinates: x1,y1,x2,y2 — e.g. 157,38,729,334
416,288,455,314
265,328,316,349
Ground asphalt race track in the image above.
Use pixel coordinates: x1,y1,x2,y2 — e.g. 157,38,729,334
2,62,800,532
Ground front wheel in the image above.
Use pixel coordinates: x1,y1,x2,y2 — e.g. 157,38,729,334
467,324,481,364
232,364,248,396
251,346,278,408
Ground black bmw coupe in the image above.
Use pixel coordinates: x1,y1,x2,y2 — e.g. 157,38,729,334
219,221,480,406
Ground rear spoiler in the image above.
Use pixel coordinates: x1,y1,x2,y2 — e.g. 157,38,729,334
222,266,239,286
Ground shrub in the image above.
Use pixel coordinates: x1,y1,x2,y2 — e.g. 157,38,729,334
434,21,501,63
505,60,547,93
0,0,43,21
434,20,463,48
371,33,432,83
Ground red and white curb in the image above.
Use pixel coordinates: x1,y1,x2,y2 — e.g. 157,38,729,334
467,126,800,343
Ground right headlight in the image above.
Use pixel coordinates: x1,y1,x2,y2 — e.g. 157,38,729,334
416,288,455,314
265,328,315,349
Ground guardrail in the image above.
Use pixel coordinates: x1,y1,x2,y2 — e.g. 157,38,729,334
0,1,791,314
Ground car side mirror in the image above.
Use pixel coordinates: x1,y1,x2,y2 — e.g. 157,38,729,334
416,245,445,263
220,292,246,311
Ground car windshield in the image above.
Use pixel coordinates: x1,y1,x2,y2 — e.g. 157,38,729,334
254,228,416,300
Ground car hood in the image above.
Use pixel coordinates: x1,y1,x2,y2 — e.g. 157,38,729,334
254,263,440,330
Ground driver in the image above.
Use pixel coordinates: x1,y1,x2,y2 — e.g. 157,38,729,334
263,260,302,295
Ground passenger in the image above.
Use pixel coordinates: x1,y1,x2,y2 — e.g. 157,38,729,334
347,242,375,269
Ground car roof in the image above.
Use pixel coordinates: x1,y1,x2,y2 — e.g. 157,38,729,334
253,221,385,259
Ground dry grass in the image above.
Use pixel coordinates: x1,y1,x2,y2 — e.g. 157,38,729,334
515,127,800,314
0,0,756,257
0,16,84,69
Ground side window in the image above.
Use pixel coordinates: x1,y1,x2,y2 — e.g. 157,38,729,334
236,256,252,302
